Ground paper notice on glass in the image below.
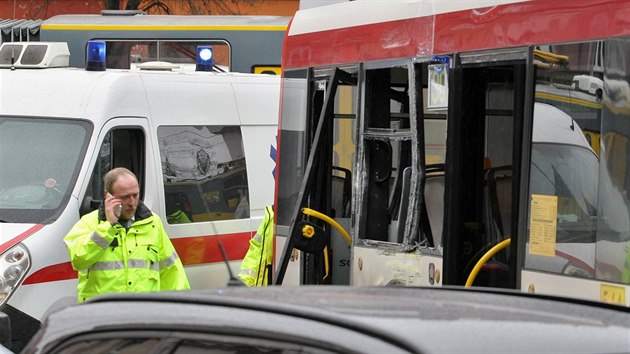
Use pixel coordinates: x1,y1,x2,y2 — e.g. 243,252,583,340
428,63,448,110
529,194,558,257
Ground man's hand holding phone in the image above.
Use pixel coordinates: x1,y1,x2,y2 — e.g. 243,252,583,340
105,192,122,224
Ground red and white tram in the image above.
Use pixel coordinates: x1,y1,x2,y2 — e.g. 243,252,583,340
274,0,630,306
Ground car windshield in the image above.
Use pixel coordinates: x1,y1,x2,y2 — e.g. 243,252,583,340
0,117,91,224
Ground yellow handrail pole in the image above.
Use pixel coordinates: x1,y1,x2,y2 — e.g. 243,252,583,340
323,246,330,280
301,207,352,245
465,238,511,288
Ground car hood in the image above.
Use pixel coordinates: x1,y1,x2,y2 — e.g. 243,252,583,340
25,286,630,354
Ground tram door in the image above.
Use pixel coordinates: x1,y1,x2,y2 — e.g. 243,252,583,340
443,50,530,288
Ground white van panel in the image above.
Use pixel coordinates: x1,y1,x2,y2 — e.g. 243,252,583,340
142,76,241,126
12,279,77,320
232,79,281,126
242,125,277,212
0,68,150,120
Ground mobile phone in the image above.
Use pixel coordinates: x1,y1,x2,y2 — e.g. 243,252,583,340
107,193,122,217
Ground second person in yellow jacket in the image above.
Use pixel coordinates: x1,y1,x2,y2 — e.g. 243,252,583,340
238,205,274,286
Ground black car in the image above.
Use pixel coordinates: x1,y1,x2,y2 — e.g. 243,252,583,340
21,286,630,354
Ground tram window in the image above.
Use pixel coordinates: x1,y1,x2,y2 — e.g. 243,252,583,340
526,41,603,280
158,125,249,224
331,81,357,219
361,65,412,242
308,68,358,221
597,38,630,284
417,62,447,248
104,40,230,71
276,70,308,229
595,38,630,284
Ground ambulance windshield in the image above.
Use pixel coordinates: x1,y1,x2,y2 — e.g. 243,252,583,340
0,117,91,223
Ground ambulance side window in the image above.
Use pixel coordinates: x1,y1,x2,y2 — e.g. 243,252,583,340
158,125,249,224
81,128,146,216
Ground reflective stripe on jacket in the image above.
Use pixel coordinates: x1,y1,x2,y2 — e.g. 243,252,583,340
64,201,190,302
239,206,274,286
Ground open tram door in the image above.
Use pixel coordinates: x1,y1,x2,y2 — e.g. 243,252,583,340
275,67,358,285
277,58,443,286
443,48,532,288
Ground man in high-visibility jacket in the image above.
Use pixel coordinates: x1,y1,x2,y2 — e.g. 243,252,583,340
64,167,190,303
239,205,274,286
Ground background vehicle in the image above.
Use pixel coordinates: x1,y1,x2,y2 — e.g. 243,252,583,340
39,11,290,74
21,286,630,354
273,0,630,307
0,41,278,351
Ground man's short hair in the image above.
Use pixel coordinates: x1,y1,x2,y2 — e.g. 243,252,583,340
104,167,137,194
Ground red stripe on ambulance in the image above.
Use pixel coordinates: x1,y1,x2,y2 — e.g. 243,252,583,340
23,232,252,285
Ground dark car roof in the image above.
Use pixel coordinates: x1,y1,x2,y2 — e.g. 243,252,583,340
25,286,630,354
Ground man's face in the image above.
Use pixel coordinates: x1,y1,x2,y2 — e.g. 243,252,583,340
111,174,140,221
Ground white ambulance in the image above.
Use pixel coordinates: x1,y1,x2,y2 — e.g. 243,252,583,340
0,42,278,349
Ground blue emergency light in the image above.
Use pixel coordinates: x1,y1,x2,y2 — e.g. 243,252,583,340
86,40,106,71
196,46,213,72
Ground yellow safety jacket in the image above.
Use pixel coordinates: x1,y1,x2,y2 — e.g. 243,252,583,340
167,209,192,224
239,206,274,286
64,201,190,303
